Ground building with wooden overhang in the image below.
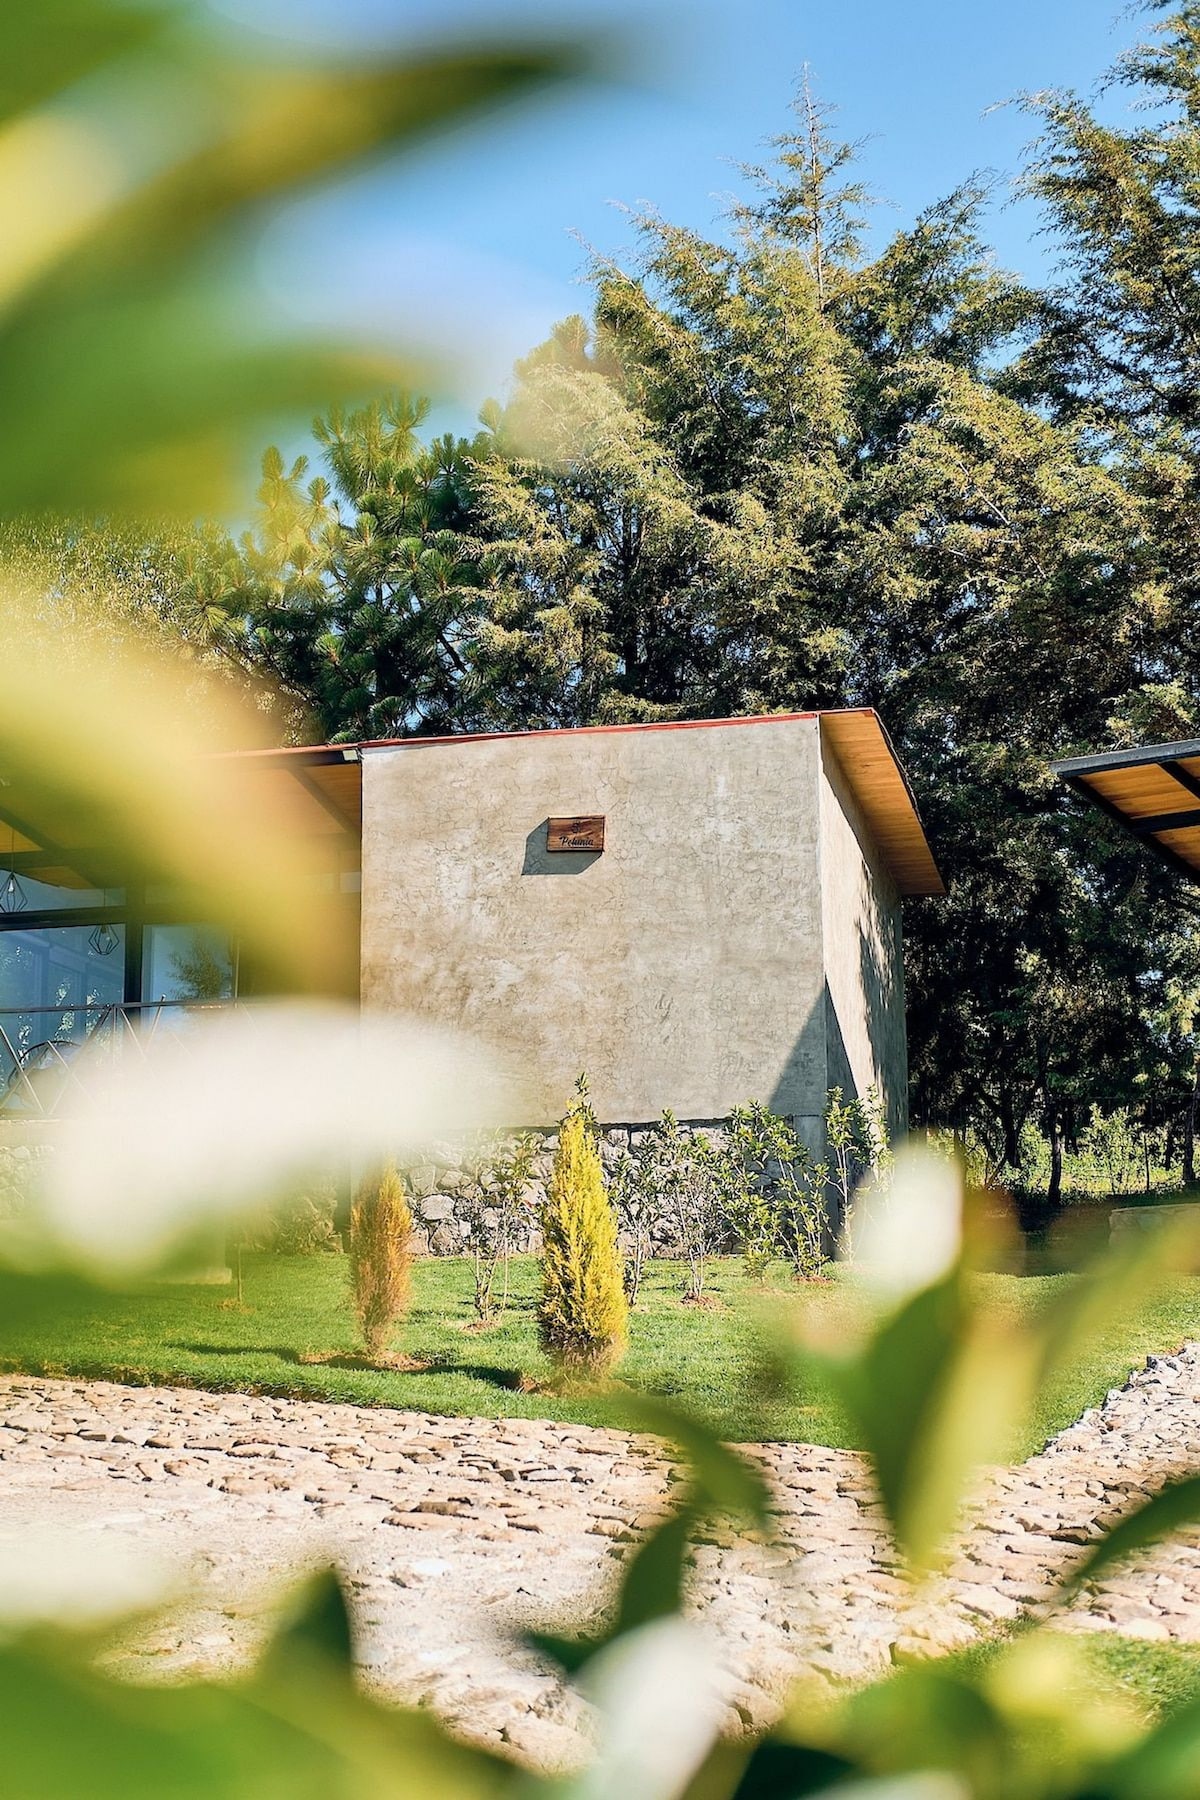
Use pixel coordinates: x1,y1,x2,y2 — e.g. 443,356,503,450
1054,739,1200,882
0,710,942,1148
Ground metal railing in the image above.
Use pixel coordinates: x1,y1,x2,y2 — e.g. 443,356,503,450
0,998,249,1116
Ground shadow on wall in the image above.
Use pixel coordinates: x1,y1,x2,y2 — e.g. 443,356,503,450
521,820,603,876
767,992,830,1156
860,910,905,1136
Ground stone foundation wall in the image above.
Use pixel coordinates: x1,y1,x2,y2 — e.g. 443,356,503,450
0,1117,821,1260
0,1124,58,1221
402,1122,740,1259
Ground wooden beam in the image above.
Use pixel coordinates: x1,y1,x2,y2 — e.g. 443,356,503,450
1132,808,1200,836
1066,776,1200,882
1163,759,1200,805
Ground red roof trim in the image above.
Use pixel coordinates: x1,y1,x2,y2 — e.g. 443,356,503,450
355,710,834,753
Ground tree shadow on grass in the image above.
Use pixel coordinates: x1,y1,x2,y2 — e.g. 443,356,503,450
169,1341,527,1390
170,1341,308,1364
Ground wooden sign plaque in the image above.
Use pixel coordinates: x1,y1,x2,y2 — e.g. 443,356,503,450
547,815,605,853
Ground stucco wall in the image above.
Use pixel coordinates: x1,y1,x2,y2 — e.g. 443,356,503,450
359,719,829,1128
817,727,909,1137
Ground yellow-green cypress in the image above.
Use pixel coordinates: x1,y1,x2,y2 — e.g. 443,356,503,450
538,1103,628,1376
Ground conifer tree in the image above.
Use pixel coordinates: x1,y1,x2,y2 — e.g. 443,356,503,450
538,1090,628,1378
350,1161,414,1361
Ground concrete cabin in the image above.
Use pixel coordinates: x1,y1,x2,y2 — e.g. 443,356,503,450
358,712,942,1153
0,710,943,1162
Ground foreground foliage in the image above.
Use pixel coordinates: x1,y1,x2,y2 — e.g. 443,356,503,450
10,1200,1200,1797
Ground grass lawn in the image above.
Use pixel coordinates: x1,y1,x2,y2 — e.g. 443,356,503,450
3,1252,1199,1456
952,1630,1200,1728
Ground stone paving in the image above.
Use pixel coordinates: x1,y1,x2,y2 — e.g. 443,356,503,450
2,1348,1200,1766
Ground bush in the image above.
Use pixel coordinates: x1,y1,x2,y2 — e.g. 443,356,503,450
349,1161,413,1360
828,1083,891,1259
725,1102,826,1281
459,1131,540,1323
609,1137,658,1307
538,1094,627,1376
651,1110,728,1301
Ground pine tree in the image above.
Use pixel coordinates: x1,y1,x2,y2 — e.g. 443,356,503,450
538,1095,627,1378
350,1161,414,1361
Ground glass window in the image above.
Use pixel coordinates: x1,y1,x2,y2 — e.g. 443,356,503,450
0,924,126,1110
142,925,234,1005
0,870,121,912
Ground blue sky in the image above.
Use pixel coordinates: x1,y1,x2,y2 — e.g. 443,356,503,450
224,0,1139,429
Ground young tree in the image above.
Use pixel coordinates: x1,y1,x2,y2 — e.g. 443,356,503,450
538,1093,627,1377
349,1161,414,1361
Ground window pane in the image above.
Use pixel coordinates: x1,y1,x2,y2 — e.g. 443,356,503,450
142,925,234,1004
0,924,125,1110
0,870,123,911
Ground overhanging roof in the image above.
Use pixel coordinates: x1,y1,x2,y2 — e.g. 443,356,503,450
818,711,946,897
0,745,361,893
1054,738,1200,881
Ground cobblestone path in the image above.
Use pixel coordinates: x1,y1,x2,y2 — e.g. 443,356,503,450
2,1349,1199,1766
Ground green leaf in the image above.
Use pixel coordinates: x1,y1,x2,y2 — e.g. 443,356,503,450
819,1272,1038,1569
616,1393,771,1526
259,1568,354,1677
726,1739,857,1798
1059,1474,1200,1600
613,1504,699,1636
0,12,592,517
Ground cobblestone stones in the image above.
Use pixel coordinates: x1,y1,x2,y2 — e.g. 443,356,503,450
3,1346,1200,1766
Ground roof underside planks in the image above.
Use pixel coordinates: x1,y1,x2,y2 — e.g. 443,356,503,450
1054,739,1200,881
0,750,361,892
818,711,945,897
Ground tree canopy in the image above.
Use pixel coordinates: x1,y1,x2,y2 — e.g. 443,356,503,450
22,2,1200,1187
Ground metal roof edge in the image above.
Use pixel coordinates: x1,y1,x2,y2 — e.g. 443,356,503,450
1052,738,1200,777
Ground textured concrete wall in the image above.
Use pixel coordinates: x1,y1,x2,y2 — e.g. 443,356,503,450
359,719,830,1128
817,730,909,1137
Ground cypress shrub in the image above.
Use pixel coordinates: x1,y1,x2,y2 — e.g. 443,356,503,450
538,1101,628,1377
350,1160,413,1360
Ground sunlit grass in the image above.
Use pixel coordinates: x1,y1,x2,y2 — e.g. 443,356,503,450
4,1254,1199,1456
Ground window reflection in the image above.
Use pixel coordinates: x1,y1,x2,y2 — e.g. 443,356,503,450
143,925,234,1004
0,923,126,1108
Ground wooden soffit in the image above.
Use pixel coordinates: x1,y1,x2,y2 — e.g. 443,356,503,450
819,710,945,897
1055,739,1200,882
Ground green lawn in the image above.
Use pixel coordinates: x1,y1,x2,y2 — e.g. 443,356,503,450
3,1252,1200,1456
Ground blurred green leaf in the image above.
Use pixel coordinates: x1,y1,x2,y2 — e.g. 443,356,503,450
725,1739,857,1798
529,1397,769,1677
259,1568,354,1679
811,1272,1040,1571
0,0,169,124
617,1393,771,1526
1102,1694,1200,1800
612,1505,699,1637
1059,1474,1200,1601
0,7,590,515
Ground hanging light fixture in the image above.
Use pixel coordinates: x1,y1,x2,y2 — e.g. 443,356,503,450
0,871,27,915
0,822,26,916
88,921,119,957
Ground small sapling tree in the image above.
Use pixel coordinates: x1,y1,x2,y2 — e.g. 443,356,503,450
830,1085,891,1262
461,1131,539,1323
610,1138,658,1307
349,1160,414,1361
727,1102,826,1281
654,1110,727,1303
538,1081,628,1377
